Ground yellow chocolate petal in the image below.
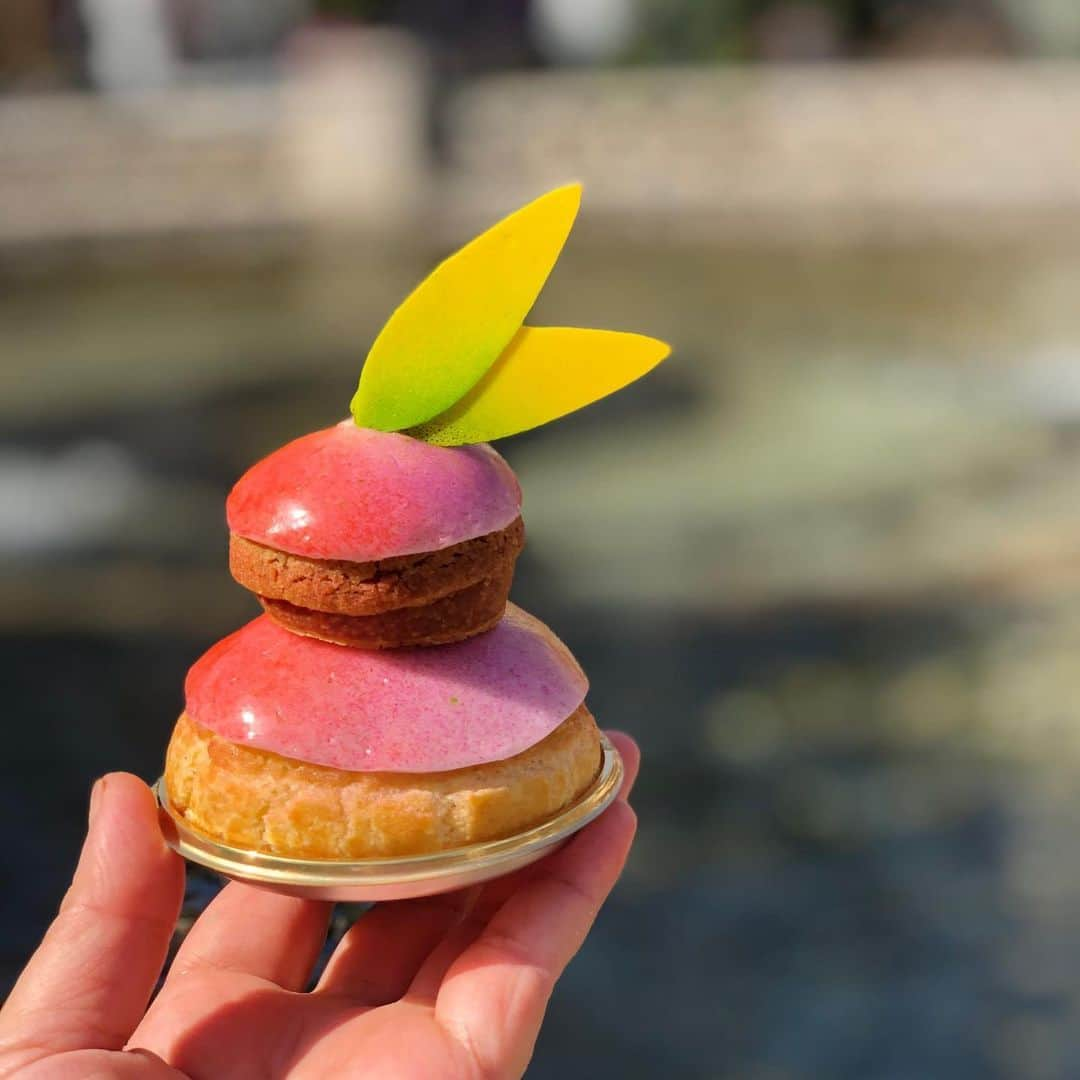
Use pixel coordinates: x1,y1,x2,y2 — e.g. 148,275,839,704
410,326,671,446
351,184,582,432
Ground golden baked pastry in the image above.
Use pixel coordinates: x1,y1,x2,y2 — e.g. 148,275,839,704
164,704,602,859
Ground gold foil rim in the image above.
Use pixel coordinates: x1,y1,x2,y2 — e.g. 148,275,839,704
154,734,623,889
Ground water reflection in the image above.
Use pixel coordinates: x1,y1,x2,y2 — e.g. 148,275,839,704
7,238,1080,1078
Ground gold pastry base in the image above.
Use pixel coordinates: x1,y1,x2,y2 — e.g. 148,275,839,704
154,735,623,902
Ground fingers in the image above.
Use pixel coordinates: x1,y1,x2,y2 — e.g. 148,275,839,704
433,729,639,936
433,799,637,1077
164,882,331,992
409,728,641,1003
0,774,184,1073
317,889,477,1005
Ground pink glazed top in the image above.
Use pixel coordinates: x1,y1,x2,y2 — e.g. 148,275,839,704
226,421,522,562
184,607,589,773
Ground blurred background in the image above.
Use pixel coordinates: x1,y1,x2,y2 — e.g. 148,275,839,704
8,1,1080,1077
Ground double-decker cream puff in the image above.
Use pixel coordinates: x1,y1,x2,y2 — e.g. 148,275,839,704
158,183,669,868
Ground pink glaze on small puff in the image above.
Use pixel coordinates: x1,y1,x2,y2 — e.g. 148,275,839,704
184,606,589,773
226,420,522,562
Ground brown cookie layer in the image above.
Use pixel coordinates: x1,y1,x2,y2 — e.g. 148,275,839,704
229,517,524,647
258,560,514,648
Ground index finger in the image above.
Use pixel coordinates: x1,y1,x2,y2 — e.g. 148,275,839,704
0,775,184,1072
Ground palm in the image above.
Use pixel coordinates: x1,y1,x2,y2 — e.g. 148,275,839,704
0,732,638,1080
135,967,465,1078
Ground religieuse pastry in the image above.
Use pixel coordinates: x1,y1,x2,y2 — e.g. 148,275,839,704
161,183,670,862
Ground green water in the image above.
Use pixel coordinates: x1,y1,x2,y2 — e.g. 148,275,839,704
7,235,1080,1078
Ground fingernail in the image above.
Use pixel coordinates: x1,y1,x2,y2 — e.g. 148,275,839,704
88,777,106,826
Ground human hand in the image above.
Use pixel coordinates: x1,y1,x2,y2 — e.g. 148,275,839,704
0,733,639,1079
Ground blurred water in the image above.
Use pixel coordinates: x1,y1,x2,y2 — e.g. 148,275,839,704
7,235,1080,1078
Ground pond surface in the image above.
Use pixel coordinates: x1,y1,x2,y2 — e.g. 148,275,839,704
6,234,1080,1078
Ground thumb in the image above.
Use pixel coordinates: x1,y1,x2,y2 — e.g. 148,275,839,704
0,774,184,1074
